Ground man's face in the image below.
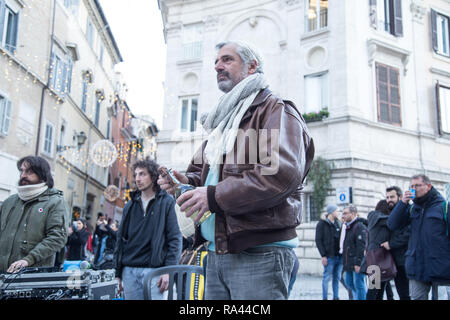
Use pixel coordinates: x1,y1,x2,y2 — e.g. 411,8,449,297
342,208,355,223
18,161,41,186
215,44,249,93
386,190,400,209
135,167,153,192
410,178,432,198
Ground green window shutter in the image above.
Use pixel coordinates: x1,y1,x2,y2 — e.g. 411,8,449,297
392,0,403,37
431,9,438,52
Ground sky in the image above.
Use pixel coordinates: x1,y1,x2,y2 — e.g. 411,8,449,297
98,0,166,128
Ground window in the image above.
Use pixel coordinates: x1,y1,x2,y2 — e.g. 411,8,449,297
180,97,198,132
304,72,329,114
81,71,92,112
432,10,450,57
0,95,11,136
0,1,19,53
376,63,401,125
94,97,101,127
305,194,320,222
305,0,328,32
86,17,94,47
370,0,403,37
182,24,203,60
436,83,450,135
50,53,73,96
61,0,79,17
43,121,54,155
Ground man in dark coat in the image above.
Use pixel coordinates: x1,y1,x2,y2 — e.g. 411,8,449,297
385,186,411,300
340,205,368,300
388,174,450,300
315,204,343,300
114,160,182,300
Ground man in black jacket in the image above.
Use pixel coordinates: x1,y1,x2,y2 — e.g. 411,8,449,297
385,186,411,300
114,160,182,300
340,205,368,300
315,204,343,300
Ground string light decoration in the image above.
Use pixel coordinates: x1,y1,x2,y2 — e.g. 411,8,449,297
90,139,118,167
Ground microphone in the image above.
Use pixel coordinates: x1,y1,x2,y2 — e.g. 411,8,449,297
80,261,91,270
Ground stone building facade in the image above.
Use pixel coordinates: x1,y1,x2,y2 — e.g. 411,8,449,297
157,0,450,274
0,0,124,228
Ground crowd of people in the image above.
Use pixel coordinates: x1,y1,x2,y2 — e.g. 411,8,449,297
316,176,450,300
0,40,449,301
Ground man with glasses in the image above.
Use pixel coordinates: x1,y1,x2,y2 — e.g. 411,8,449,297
388,174,450,300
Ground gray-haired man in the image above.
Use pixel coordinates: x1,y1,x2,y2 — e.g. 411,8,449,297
158,41,314,299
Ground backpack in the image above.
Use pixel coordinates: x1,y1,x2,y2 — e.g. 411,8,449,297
409,201,449,237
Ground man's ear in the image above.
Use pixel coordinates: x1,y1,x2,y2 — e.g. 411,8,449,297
247,60,258,75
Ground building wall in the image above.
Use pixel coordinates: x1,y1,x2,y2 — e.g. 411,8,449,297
158,0,450,274
0,0,124,232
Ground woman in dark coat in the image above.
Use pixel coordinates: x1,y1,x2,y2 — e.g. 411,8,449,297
362,200,391,300
66,218,90,261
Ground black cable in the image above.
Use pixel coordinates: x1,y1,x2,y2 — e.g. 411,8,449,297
0,267,33,300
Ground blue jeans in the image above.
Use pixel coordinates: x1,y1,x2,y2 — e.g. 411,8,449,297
345,271,367,300
205,246,295,300
322,256,343,300
122,266,168,300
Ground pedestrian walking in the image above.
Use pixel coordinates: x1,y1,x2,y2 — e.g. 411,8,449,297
388,174,450,300
385,186,411,300
0,156,70,273
66,218,90,261
158,40,315,300
315,204,343,300
340,205,368,300
114,159,182,300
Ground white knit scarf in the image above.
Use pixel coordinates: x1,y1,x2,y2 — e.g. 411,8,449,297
17,182,48,201
200,73,268,172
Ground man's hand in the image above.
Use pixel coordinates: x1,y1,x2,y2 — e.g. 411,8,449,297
402,190,414,204
157,274,169,293
157,170,189,196
321,257,328,267
354,265,361,273
380,241,390,250
116,277,123,295
68,226,73,236
177,187,209,223
7,260,29,273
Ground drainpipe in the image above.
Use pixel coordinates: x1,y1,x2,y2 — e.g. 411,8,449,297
35,0,57,156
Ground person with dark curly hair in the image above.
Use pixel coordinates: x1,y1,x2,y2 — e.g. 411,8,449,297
113,159,182,300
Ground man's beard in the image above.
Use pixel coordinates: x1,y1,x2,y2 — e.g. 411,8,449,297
387,201,397,210
19,178,32,186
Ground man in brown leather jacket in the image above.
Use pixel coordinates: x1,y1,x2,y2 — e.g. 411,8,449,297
158,41,314,300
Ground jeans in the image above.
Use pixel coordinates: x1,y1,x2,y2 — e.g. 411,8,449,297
122,266,168,300
322,256,343,300
205,246,295,300
344,271,367,300
409,279,443,300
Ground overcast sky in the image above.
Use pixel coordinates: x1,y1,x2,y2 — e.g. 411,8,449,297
98,0,166,128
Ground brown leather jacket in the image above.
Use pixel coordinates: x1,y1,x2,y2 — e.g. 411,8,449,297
186,88,315,254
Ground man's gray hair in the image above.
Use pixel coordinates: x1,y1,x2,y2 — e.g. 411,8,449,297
216,41,264,74
344,205,358,215
411,174,432,185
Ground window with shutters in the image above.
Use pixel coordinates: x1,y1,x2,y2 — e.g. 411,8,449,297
43,121,55,156
0,1,19,54
81,71,93,113
50,52,73,96
436,83,450,135
376,63,401,125
0,95,12,136
305,0,328,33
370,0,403,37
180,96,198,132
431,10,450,58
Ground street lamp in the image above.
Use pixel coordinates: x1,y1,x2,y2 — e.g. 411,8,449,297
56,131,87,152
